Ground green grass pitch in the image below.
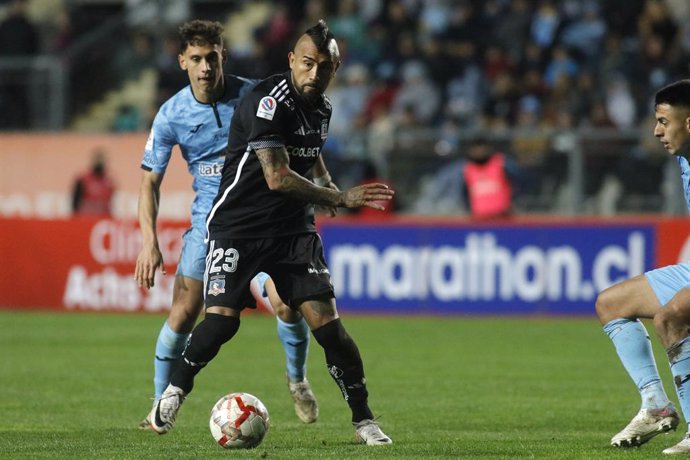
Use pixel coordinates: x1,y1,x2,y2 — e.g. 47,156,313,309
0,310,684,459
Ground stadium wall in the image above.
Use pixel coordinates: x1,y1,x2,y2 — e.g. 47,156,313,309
0,133,192,221
1,216,689,314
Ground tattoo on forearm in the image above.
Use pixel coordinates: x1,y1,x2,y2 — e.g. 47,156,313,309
255,147,341,207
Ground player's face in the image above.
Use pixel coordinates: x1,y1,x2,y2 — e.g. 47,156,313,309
289,36,340,105
178,43,226,102
654,103,690,156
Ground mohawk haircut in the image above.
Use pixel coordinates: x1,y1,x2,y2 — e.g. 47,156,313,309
178,20,224,52
655,80,690,109
303,19,336,54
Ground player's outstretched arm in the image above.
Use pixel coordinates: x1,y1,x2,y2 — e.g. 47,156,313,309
135,170,166,289
312,155,339,217
256,147,394,210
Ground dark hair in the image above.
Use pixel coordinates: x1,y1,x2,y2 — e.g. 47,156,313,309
304,19,336,54
178,20,224,52
655,79,690,108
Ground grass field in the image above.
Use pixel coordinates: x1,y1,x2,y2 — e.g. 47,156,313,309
0,310,685,459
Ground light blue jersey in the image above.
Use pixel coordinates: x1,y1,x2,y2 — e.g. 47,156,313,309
142,75,256,230
678,155,690,213
141,76,256,279
645,155,690,304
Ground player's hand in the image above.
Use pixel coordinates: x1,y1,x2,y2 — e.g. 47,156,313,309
342,183,394,210
135,245,166,289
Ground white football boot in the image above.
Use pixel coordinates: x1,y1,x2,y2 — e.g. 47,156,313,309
664,433,690,455
354,419,392,445
148,384,187,434
288,377,319,423
611,404,679,447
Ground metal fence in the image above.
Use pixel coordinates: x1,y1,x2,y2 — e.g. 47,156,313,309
328,127,685,216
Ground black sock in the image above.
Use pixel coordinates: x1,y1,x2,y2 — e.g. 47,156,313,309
312,318,374,422
171,313,240,393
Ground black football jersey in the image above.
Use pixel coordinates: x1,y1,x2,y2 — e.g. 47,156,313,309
206,72,332,239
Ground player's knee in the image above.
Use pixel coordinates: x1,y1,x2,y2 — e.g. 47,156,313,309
183,313,240,362
312,318,350,350
653,309,670,338
654,302,684,346
595,288,617,324
275,301,301,323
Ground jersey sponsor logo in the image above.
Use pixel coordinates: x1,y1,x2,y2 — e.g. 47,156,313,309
308,266,330,275
256,96,277,120
198,162,224,176
321,119,328,140
208,278,225,296
286,145,321,158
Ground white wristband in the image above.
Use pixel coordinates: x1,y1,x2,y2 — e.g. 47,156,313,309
314,172,332,187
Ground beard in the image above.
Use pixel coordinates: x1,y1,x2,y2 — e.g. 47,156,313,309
297,84,322,107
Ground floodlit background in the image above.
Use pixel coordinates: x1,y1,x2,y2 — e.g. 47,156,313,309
3,2,690,457
2,0,690,216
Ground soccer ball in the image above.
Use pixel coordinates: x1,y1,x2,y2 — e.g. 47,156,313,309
209,392,270,449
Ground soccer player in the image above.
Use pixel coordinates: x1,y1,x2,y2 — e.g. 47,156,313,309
596,79,690,454
135,19,319,428
147,20,394,446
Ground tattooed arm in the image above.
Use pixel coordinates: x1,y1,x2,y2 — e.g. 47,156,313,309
255,147,394,210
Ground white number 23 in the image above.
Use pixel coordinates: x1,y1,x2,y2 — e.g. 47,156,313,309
209,247,239,273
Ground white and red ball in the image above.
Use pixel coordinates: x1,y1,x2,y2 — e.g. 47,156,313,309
209,392,270,449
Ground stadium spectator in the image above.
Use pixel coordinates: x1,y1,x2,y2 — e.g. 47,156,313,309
135,19,319,430
462,137,526,219
0,0,39,129
529,0,561,50
112,29,154,83
148,20,394,446
71,149,115,216
155,31,189,104
595,80,690,454
559,3,607,70
328,63,371,136
391,60,440,126
112,104,142,132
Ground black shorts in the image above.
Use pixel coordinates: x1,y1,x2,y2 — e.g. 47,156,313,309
204,232,334,310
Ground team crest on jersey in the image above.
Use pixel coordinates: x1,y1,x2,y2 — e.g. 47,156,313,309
320,119,328,140
208,279,225,296
256,96,277,120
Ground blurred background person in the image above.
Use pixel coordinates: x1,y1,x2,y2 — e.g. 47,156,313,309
71,149,115,216
0,0,38,129
462,137,527,219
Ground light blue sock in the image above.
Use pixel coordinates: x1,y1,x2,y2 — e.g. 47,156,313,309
277,316,310,383
604,318,669,409
153,321,189,400
668,337,690,418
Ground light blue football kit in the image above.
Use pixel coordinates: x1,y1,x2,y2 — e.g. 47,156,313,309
604,155,690,416
142,76,255,278
142,77,310,399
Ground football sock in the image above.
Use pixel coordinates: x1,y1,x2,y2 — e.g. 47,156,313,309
604,318,668,409
312,318,374,423
667,337,690,418
276,316,310,382
153,321,189,400
171,313,240,394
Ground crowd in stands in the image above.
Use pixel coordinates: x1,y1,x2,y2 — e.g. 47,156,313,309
2,0,689,213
